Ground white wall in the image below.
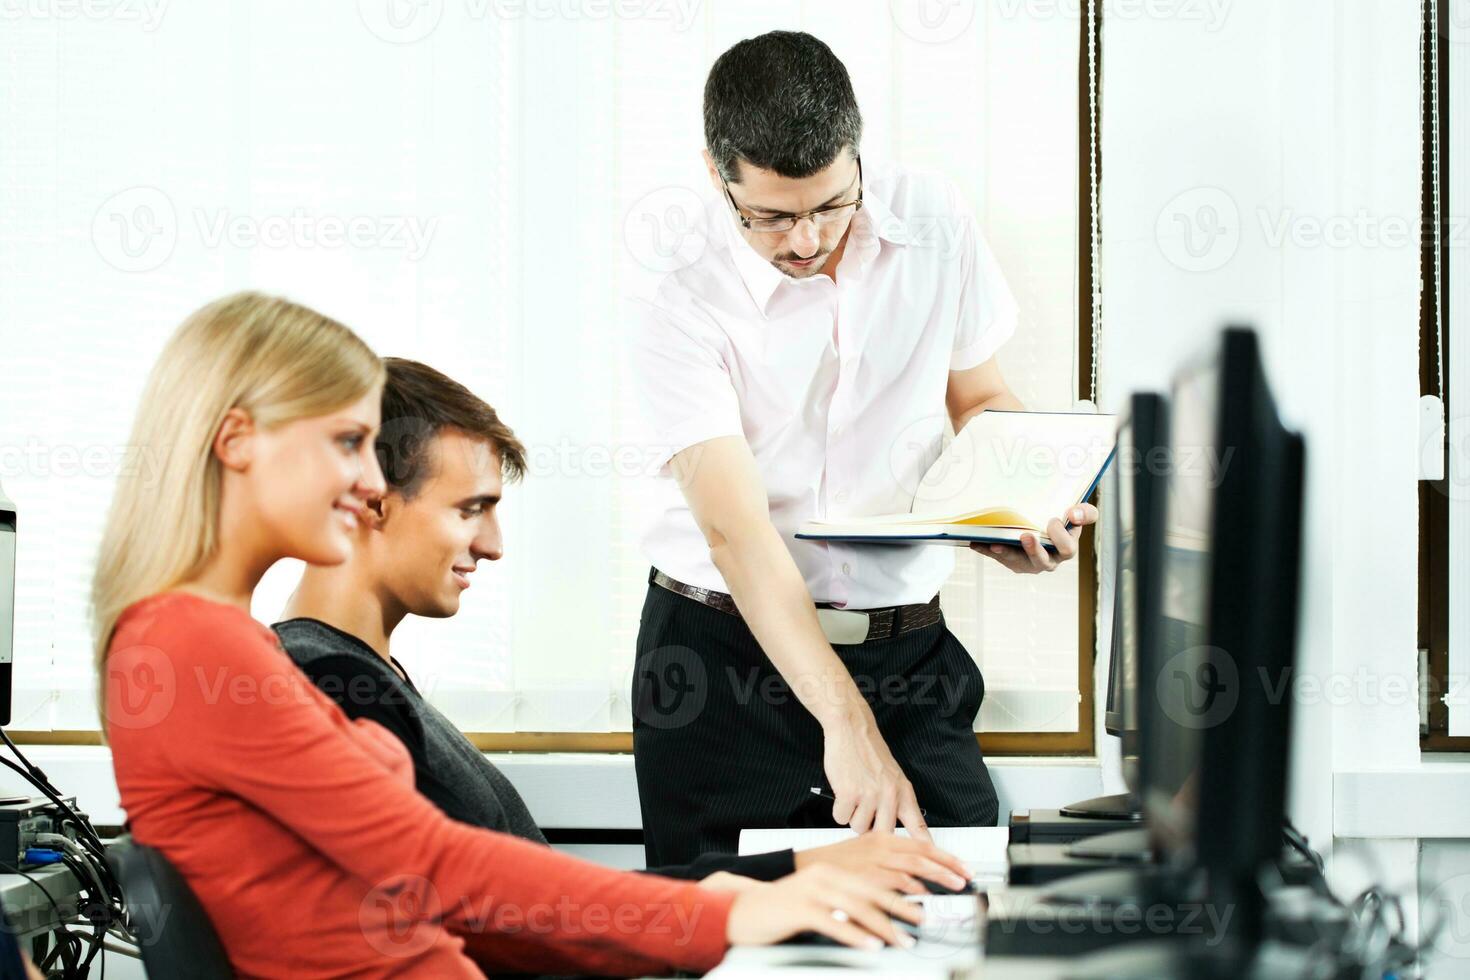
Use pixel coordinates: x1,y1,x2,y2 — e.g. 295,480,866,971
1100,0,1468,971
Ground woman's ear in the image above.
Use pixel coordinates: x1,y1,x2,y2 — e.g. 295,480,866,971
213,407,256,472
363,495,388,531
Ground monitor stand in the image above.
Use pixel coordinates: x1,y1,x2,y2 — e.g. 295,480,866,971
1064,828,1151,862
1036,867,1160,910
1059,792,1140,821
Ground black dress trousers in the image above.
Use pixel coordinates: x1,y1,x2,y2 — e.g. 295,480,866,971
631,571,999,867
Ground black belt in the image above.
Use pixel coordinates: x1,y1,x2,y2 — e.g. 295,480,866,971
649,569,942,643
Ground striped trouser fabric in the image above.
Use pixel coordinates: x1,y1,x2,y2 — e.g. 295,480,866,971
630,571,999,867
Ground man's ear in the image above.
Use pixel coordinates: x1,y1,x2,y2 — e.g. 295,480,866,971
365,493,393,532
702,149,726,194
213,407,255,472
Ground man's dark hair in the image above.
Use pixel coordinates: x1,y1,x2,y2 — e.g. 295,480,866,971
376,357,527,499
704,31,862,183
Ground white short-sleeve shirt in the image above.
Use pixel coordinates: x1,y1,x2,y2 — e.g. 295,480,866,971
628,168,1018,609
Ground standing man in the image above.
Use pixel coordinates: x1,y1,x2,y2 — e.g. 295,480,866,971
628,30,1097,867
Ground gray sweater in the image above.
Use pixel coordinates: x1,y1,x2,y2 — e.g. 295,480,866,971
274,618,547,843
272,618,796,882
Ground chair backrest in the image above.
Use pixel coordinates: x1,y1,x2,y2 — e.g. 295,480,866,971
106,836,233,979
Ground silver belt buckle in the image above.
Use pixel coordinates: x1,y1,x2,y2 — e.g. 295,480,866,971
817,608,870,645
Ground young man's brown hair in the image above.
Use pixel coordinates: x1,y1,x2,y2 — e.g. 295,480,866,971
375,357,526,498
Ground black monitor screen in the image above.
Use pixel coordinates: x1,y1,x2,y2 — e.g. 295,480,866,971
0,500,13,729
1104,403,1151,780
1144,361,1220,864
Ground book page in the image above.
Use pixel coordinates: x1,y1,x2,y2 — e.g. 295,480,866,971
907,411,1117,526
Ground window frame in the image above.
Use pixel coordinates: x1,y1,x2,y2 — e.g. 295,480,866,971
1421,0,1461,752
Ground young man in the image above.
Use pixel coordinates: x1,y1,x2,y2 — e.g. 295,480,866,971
627,31,1099,865
274,357,972,896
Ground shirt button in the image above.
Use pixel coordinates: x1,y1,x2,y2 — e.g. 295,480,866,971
842,563,852,576
836,490,850,503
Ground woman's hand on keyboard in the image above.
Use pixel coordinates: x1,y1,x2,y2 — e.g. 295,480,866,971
724,864,922,949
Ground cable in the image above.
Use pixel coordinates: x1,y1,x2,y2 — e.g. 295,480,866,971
0,736,127,916
1273,822,1430,977
0,731,134,976
0,754,128,936
53,855,104,974
34,834,122,923
0,756,103,860
35,837,106,903
0,733,107,856
1282,819,1326,879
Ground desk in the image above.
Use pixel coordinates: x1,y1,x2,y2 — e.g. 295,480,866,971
709,933,979,979
1,864,88,974
708,891,981,979
706,895,1089,979
1,865,83,939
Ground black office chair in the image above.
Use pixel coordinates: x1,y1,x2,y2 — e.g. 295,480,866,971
106,835,233,979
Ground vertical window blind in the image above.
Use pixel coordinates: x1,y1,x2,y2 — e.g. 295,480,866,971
0,1,1088,735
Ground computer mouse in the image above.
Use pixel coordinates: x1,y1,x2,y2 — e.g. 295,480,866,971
921,876,976,896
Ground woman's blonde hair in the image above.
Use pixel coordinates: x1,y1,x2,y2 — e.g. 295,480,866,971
91,291,385,723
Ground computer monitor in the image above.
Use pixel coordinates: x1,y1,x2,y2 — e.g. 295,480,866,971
1108,394,1169,797
1143,327,1305,945
0,480,13,728
1061,332,1306,978
1060,396,1169,822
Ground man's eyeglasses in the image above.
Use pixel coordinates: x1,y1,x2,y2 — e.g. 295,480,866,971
721,156,864,234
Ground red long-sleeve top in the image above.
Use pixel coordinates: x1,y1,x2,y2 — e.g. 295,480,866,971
105,592,735,979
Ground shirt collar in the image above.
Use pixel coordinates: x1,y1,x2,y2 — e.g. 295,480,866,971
721,181,912,317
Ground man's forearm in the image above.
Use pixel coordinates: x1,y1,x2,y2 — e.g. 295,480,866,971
950,389,1025,433
708,524,870,730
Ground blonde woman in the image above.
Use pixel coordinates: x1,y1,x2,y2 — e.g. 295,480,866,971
92,292,921,979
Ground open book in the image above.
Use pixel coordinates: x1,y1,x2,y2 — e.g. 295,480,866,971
796,410,1117,550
